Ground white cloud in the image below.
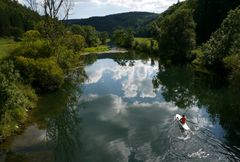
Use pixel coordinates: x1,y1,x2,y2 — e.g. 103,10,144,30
74,0,182,13
71,0,185,18
19,0,185,18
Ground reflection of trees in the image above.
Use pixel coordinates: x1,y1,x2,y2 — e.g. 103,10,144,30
152,65,197,108
44,81,83,162
152,62,240,146
32,67,86,162
80,54,98,66
46,97,82,162
113,51,158,67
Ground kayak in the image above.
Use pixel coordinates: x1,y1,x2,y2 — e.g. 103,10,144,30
175,114,190,131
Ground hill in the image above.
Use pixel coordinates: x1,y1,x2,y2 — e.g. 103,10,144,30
0,0,40,38
65,12,158,34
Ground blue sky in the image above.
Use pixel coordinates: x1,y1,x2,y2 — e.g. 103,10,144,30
20,0,182,19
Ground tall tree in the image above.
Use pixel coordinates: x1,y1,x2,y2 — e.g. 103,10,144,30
25,0,38,12
155,7,196,63
43,0,73,20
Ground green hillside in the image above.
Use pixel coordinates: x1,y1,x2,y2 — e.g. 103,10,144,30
0,0,40,38
65,12,158,34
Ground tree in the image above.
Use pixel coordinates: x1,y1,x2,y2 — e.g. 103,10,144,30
25,0,38,11
81,26,100,47
154,7,196,63
99,31,108,45
111,29,134,48
43,0,73,20
200,6,240,68
194,0,240,44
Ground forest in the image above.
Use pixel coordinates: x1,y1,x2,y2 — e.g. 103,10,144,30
0,0,240,141
65,12,158,37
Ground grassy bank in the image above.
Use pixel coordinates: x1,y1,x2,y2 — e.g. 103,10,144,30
84,45,110,53
0,38,19,59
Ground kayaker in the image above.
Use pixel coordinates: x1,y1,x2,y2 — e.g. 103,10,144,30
180,115,186,124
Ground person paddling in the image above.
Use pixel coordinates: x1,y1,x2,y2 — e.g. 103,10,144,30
180,115,186,124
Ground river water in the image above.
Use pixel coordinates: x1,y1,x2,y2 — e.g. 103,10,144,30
1,52,240,162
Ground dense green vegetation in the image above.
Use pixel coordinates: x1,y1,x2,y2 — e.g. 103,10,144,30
0,38,19,59
69,24,101,47
0,0,40,39
133,38,158,53
0,60,37,137
193,0,240,44
152,0,240,87
0,26,87,138
65,12,158,36
0,0,103,139
111,29,134,48
193,6,240,89
153,2,196,63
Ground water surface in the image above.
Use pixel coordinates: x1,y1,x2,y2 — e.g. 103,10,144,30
1,53,240,162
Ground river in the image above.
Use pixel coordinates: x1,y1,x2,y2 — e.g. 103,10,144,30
1,52,240,162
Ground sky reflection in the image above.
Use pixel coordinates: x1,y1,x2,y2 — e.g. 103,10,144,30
84,59,160,99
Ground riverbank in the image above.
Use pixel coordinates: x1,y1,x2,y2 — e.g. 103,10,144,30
83,45,128,55
0,43,127,143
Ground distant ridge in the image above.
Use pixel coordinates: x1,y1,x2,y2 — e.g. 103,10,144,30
65,12,158,33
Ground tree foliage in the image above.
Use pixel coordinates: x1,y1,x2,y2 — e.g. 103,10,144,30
0,60,37,137
15,56,64,90
194,0,240,44
111,29,134,48
197,7,240,68
69,25,100,47
154,4,196,63
99,31,108,45
0,0,40,37
65,12,158,34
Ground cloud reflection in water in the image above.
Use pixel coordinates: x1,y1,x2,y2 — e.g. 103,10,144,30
84,59,160,98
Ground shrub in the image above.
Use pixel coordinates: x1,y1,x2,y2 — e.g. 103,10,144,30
12,39,52,59
60,34,85,52
0,60,37,137
15,56,64,90
224,54,240,90
55,46,78,72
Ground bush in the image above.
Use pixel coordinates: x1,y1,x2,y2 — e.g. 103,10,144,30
15,56,64,90
23,30,41,42
60,34,85,52
224,54,240,90
12,39,52,59
201,6,240,68
55,46,79,71
0,60,37,138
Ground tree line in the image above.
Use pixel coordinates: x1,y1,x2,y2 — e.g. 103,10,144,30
0,0,40,39
152,0,240,89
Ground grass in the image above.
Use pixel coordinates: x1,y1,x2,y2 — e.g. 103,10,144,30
134,37,158,44
0,38,18,59
84,45,110,53
134,37,152,42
